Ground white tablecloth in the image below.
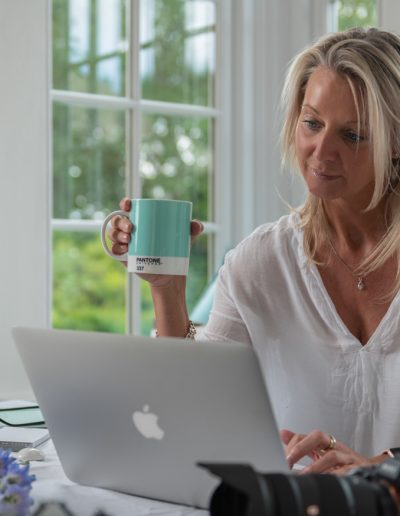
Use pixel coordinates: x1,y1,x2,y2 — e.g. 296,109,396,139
30,439,209,516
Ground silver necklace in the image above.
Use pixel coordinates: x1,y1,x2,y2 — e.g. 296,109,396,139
328,240,366,291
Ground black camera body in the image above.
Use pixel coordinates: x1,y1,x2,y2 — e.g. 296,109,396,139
199,459,400,516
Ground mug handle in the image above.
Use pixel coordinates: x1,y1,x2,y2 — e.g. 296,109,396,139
100,210,130,261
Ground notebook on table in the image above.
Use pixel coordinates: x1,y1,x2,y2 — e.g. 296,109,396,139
13,327,288,509
0,427,49,452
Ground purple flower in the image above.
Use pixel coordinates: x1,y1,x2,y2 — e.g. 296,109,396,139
0,448,35,516
0,449,14,477
0,484,33,514
1,461,36,489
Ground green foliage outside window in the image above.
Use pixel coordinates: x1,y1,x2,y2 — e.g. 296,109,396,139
52,232,126,333
140,0,215,106
52,231,208,336
337,0,377,30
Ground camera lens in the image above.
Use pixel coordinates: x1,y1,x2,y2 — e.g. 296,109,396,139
209,471,398,516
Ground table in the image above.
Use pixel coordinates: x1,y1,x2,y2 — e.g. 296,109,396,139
30,439,209,516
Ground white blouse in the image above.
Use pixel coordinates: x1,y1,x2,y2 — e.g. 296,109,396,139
202,212,400,456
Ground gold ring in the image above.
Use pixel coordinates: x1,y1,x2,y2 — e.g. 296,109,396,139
324,433,336,451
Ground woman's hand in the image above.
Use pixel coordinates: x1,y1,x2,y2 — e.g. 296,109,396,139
107,197,204,287
281,429,387,475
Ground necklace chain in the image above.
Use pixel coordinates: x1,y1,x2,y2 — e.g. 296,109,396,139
328,239,366,291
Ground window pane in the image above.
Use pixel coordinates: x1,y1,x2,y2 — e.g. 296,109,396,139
51,0,219,337
53,0,128,96
336,0,377,30
53,104,126,220
52,231,126,332
140,114,213,222
140,0,216,106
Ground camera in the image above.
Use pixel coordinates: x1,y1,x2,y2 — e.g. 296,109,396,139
199,459,400,516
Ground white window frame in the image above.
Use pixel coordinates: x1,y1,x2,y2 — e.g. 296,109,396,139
50,0,233,334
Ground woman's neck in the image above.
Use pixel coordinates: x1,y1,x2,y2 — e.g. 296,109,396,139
323,198,388,252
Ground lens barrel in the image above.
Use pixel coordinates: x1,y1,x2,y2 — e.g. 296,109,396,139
199,462,399,516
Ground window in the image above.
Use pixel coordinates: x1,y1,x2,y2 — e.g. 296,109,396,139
51,0,225,335
329,0,377,30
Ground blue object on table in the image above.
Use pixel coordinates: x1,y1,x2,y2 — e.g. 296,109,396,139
190,277,217,326
190,246,231,326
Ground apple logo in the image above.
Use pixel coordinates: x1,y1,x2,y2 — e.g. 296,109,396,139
132,405,165,440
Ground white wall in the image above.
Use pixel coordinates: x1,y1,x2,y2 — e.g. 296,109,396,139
229,0,328,244
0,0,49,399
379,0,400,32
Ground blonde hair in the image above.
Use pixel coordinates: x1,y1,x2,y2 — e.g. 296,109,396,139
281,27,400,292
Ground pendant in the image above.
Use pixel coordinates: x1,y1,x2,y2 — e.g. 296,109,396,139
357,277,365,291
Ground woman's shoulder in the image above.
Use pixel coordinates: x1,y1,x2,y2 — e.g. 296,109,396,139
234,211,300,252
251,211,300,239
224,211,302,270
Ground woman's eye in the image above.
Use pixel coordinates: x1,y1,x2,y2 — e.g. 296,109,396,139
303,119,319,130
345,131,364,144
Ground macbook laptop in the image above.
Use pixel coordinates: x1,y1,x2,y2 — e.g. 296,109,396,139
13,327,288,509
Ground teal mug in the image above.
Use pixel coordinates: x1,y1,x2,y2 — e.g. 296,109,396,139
101,199,193,275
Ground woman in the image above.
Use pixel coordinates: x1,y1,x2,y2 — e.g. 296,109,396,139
107,27,400,474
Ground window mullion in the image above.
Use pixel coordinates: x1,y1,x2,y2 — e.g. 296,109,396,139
213,0,232,272
139,100,219,118
127,0,142,335
52,89,219,118
51,90,135,109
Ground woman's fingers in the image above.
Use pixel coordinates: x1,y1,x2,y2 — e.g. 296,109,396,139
112,214,132,233
280,429,304,462
190,219,204,237
301,446,373,475
107,215,132,247
190,219,204,245
111,242,128,255
286,429,331,463
109,227,130,244
302,450,352,474
280,429,296,446
285,429,342,469
281,428,374,474
119,197,131,212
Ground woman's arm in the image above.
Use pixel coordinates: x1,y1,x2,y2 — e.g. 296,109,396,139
108,197,203,338
150,277,190,337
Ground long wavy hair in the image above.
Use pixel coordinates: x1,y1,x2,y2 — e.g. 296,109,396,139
281,27,400,291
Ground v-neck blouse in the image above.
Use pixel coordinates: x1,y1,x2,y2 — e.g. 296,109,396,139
202,212,400,456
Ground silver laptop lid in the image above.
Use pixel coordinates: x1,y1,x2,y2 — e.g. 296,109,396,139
13,327,288,509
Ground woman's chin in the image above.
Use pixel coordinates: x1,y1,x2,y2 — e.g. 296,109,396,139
306,184,342,201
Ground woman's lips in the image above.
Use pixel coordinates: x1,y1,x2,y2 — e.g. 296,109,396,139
311,167,341,181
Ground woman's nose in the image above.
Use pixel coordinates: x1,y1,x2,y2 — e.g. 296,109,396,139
313,130,338,161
